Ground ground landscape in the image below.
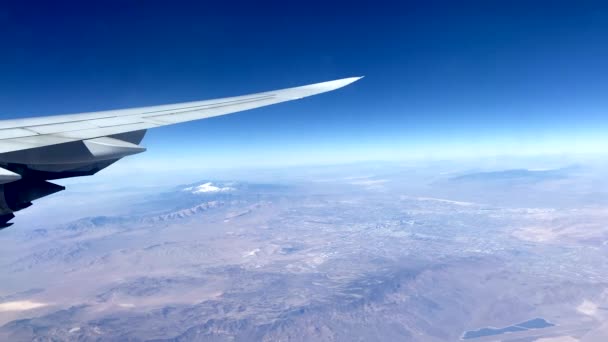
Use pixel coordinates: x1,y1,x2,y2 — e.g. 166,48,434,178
0,160,607,341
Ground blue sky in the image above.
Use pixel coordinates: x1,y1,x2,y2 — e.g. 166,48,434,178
1,1,607,170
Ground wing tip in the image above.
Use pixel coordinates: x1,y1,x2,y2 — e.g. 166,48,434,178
329,76,364,89
303,76,364,94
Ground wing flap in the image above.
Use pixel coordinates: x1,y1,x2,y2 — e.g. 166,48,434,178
0,135,78,154
53,122,159,140
0,128,38,140
27,121,101,134
142,96,280,124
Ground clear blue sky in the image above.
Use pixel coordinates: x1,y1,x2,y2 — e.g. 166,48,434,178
1,1,607,169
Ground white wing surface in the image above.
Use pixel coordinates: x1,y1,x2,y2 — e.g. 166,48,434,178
0,77,362,155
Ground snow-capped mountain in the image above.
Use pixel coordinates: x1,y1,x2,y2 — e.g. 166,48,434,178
182,182,235,194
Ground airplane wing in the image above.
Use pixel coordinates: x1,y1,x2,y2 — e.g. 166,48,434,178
0,76,362,228
0,77,362,155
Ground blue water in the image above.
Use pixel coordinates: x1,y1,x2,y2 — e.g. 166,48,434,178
462,318,555,340
516,318,554,329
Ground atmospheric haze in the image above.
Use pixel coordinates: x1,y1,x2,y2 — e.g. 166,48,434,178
1,157,608,341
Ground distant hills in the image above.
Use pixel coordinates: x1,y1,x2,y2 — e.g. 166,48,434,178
449,166,579,183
